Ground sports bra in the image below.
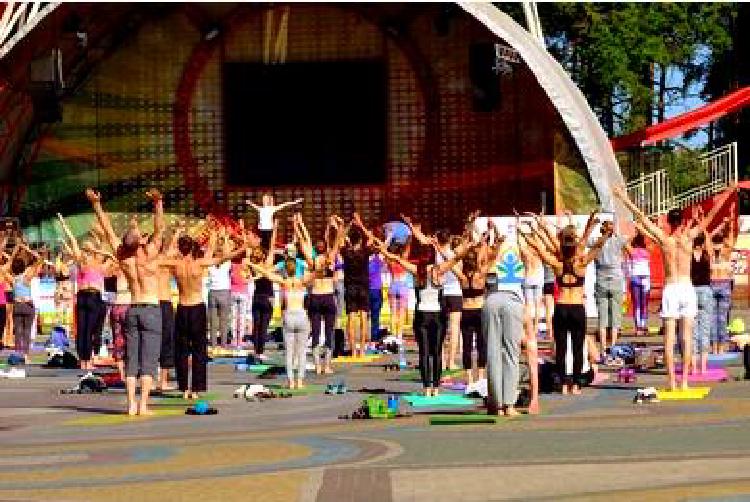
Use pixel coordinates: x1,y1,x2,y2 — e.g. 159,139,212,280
78,267,104,291
556,261,585,289
462,272,484,299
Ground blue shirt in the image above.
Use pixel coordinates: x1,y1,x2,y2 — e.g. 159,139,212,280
275,258,307,278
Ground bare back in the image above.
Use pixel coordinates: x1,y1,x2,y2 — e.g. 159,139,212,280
120,248,160,304
661,232,692,284
169,257,208,306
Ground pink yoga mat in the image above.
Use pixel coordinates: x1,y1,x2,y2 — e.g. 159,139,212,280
674,367,729,382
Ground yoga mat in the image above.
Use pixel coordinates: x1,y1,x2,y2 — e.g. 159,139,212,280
266,383,325,396
210,357,246,365
440,382,467,391
403,394,477,408
333,355,382,363
64,408,184,426
429,414,497,425
208,348,252,357
656,387,711,400
153,391,221,405
675,368,729,382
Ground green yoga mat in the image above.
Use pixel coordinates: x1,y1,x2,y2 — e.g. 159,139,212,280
430,414,497,425
153,391,221,405
247,364,272,373
403,394,477,408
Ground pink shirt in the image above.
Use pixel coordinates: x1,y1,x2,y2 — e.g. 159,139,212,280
0,281,6,306
230,263,249,294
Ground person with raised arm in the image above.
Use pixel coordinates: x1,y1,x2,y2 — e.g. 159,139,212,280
344,213,378,358
613,184,737,391
57,213,108,372
248,254,314,389
250,220,278,357
9,241,43,361
709,214,736,355
160,226,253,400
520,219,609,397
376,230,474,397
294,213,344,374
246,193,303,250
86,187,165,415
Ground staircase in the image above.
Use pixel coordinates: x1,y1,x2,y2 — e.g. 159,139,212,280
625,142,738,217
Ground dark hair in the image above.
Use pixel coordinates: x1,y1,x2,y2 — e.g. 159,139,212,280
118,229,140,259
559,226,578,260
285,257,297,277
412,244,436,287
388,241,403,255
632,231,646,249
348,227,363,246
191,241,205,259
462,249,478,274
178,235,194,256
694,233,706,247
667,209,683,228
11,258,25,275
435,229,451,246
712,234,725,245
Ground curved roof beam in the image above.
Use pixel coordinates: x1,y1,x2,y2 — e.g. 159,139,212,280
0,2,60,60
459,2,625,216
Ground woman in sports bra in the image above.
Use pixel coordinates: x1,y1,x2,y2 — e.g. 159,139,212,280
450,248,488,386
377,233,472,397
294,213,345,374
10,243,45,360
249,257,315,390
521,223,609,395
58,215,109,371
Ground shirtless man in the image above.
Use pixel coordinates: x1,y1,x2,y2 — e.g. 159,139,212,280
87,187,165,416
161,227,254,399
156,225,183,391
613,185,736,390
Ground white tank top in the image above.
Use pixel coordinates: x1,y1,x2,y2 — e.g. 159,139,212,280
417,274,442,312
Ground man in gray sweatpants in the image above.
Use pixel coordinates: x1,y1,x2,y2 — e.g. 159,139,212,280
483,281,524,416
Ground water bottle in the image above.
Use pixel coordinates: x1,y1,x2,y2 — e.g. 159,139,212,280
398,344,407,369
387,394,399,413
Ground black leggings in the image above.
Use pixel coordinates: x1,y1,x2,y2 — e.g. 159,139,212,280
461,308,486,369
175,304,208,392
553,304,586,385
252,295,273,354
12,302,34,354
414,310,444,388
76,290,105,361
308,293,336,350
0,304,6,347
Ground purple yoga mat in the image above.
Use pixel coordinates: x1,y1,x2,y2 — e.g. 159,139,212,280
674,367,729,382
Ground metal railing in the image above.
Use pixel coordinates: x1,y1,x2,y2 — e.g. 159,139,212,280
624,142,738,217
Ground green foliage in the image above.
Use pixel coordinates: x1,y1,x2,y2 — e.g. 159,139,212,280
537,3,737,135
660,148,709,194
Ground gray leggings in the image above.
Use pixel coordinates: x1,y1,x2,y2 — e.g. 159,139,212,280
13,302,35,354
208,289,231,346
483,291,523,411
125,305,162,378
283,310,310,380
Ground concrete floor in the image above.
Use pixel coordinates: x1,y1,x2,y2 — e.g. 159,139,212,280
0,329,749,502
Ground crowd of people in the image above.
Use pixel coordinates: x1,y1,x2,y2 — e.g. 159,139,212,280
0,185,742,416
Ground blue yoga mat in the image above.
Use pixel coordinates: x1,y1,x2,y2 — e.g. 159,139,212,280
403,394,477,408
210,357,246,365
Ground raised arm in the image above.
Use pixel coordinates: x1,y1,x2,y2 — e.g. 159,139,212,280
293,213,315,268
400,214,431,246
265,220,278,268
376,242,418,275
612,185,665,243
582,234,611,266
57,213,83,262
434,237,475,275
85,188,120,251
146,188,165,253
247,260,290,286
519,231,560,270
578,209,600,253
276,198,304,212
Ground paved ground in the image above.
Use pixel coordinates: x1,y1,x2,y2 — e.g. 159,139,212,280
0,325,749,502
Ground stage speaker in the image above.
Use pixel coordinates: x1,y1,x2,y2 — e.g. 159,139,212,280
469,43,500,112
29,49,64,123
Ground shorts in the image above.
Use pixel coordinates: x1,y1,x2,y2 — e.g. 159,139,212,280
388,282,410,311
594,281,624,329
345,284,369,313
522,285,542,306
543,282,555,296
661,282,697,319
442,295,463,313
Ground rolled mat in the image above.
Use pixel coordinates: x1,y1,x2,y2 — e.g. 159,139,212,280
333,355,383,363
429,415,497,425
403,394,477,408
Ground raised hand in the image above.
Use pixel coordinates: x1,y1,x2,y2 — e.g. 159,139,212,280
85,188,101,203
145,188,163,201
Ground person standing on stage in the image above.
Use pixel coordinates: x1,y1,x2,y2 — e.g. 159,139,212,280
614,184,736,390
435,230,463,371
246,194,303,250
342,213,377,358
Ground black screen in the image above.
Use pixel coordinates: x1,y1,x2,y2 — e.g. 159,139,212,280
224,61,387,186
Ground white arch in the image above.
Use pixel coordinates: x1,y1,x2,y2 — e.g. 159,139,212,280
459,2,625,217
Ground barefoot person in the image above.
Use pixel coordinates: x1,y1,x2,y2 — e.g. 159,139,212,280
162,228,251,400
249,255,313,389
87,187,165,416
613,184,736,390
